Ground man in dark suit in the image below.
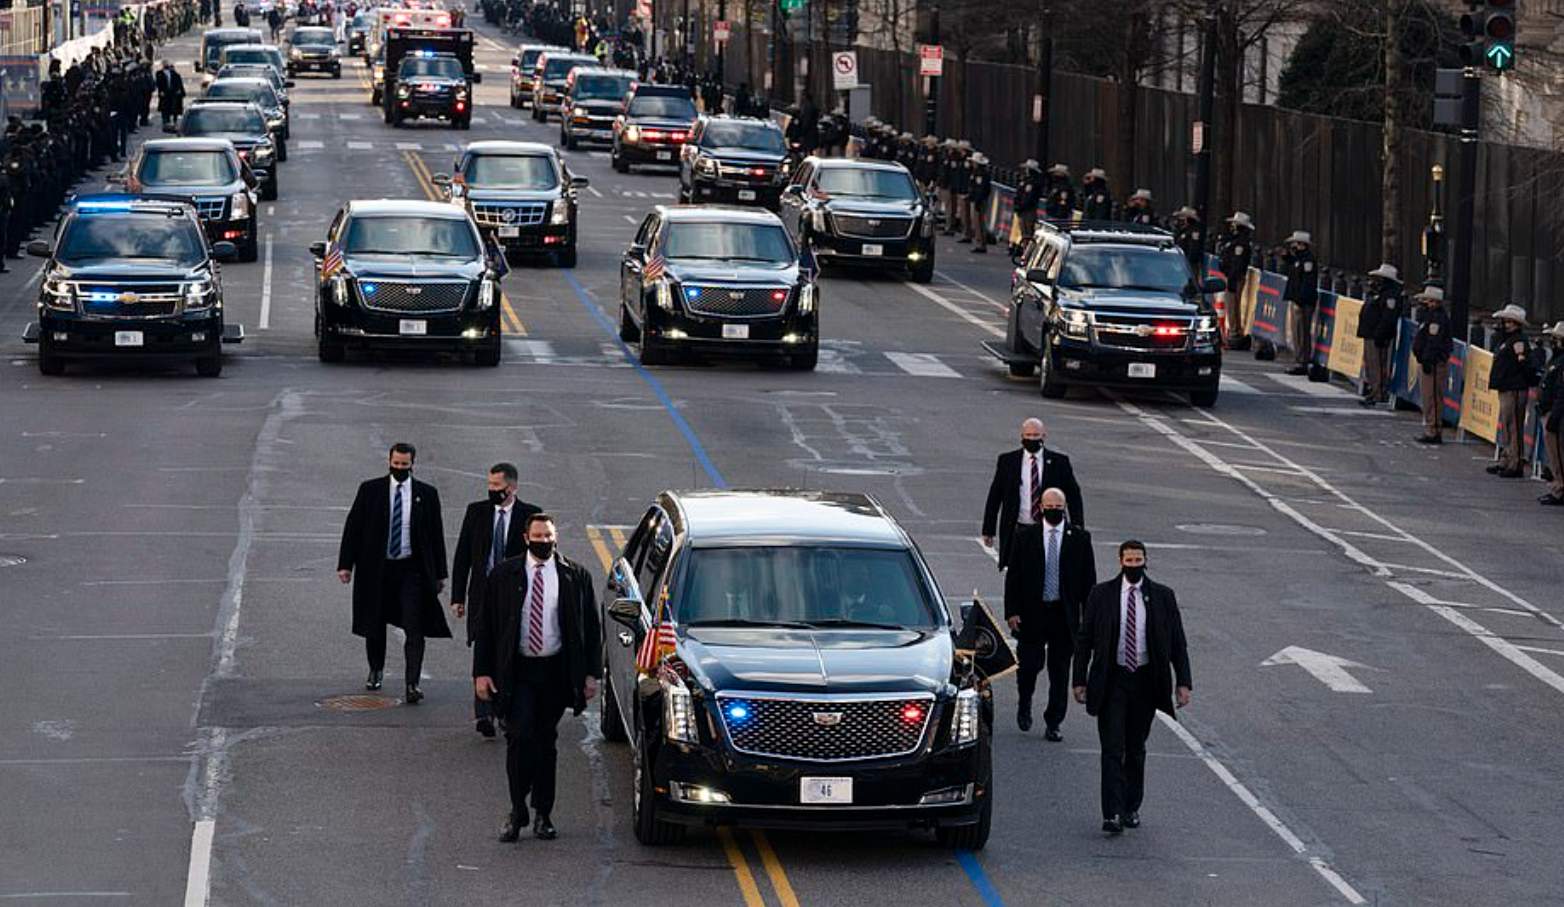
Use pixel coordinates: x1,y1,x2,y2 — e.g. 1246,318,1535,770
473,513,601,842
982,418,1085,569
1072,541,1192,836
1007,487,1095,740
336,443,451,704
451,462,540,738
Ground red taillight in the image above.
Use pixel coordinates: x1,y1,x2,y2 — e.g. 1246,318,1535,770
455,101,466,112
901,703,925,723
643,129,664,141
223,229,243,239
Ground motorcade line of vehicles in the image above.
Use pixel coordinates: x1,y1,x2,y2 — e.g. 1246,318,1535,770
176,101,281,200
528,50,597,123
434,140,587,268
508,43,565,108
379,27,480,128
202,75,291,157
117,138,264,262
287,25,343,78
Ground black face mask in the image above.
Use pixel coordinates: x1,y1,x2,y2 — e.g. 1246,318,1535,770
527,540,555,561
1042,508,1066,526
488,489,509,506
389,467,410,482
1122,565,1145,584
1021,438,1043,454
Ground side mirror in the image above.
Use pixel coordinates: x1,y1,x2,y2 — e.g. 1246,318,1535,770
471,71,482,83
1025,268,1050,285
25,240,51,258
570,175,589,188
211,241,239,262
784,184,804,196
1202,276,1227,294
608,597,641,628
309,240,327,258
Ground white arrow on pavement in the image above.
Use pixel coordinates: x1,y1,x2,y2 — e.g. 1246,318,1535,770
1261,646,1375,693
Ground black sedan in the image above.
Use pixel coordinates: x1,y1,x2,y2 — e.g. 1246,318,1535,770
311,199,504,366
779,157,936,283
678,116,789,208
619,206,817,369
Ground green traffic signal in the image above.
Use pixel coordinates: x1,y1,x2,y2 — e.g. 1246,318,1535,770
1486,42,1514,71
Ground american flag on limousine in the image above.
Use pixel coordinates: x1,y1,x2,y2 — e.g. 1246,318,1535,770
321,243,344,278
642,253,666,284
634,586,678,673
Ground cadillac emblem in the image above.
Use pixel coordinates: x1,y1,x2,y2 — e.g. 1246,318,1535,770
728,291,744,300
811,711,843,727
405,286,422,295
867,219,881,227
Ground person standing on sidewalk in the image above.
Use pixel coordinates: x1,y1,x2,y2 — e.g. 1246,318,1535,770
1538,322,1564,506
1412,286,1454,445
1358,263,1403,407
1215,212,1255,351
965,152,992,254
1281,231,1319,376
1486,304,1537,479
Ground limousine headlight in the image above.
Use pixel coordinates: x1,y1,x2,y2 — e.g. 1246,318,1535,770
797,282,815,315
952,688,980,746
662,672,698,744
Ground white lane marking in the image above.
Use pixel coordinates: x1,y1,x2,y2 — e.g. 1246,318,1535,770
622,214,637,224
258,233,274,330
443,143,460,151
884,351,960,378
506,339,557,361
347,141,373,150
1260,646,1374,693
1220,374,1262,394
296,112,322,119
264,205,274,217
1389,582,1564,695
586,185,603,198
1156,716,1368,904
1267,372,1353,397
906,282,1004,337
25,261,47,288
470,117,487,124
1514,644,1564,658
0,477,84,485
182,819,215,907
297,140,324,149
338,113,362,120
395,141,423,150
649,191,674,199
41,632,213,639
1288,406,1392,416
933,269,1009,313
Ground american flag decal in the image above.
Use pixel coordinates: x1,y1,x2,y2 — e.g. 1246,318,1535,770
642,253,666,284
321,243,344,278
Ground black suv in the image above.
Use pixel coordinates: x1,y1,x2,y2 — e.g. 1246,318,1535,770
619,206,817,369
389,50,474,128
528,50,596,121
779,157,935,283
984,222,1225,405
178,101,280,200
508,43,564,108
23,195,242,376
311,199,503,366
611,84,697,173
436,140,587,267
558,67,636,149
122,138,262,261
599,490,993,848
679,116,788,208
287,26,342,78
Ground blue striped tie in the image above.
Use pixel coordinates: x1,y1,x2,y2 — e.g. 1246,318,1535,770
489,509,506,572
388,482,404,559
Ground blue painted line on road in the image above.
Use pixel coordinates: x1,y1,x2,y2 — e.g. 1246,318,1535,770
561,271,728,489
956,850,1005,907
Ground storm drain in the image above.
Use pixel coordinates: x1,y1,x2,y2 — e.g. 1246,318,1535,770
316,694,401,712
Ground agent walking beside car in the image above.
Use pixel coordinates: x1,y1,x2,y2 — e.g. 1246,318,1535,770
1073,541,1192,836
336,443,451,703
473,513,600,843
1006,487,1095,741
982,417,1086,569
451,463,540,737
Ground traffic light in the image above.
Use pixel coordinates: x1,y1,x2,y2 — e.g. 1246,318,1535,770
1459,0,1516,71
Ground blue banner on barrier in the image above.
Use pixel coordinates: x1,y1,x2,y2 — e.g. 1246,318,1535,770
1388,319,1465,427
1252,271,1288,345
1311,294,1337,367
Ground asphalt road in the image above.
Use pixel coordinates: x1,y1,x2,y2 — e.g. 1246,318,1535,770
3,22,1564,907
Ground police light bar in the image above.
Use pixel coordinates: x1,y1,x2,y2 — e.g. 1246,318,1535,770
75,200,136,212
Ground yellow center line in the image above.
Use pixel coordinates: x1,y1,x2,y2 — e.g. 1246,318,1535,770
501,291,527,336
607,527,628,549
717,828,769,907
751,831,802,907
585,526,615,573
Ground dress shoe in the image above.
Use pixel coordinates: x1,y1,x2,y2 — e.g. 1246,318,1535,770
476,717,496,738
1414,434,1443,445
405,684,424,705
1044,726,1063,743
1016,705,1032,733
533,814,557,840
1486,463,1504,474
499,810,527,843
1499,468,1524,479
1102,817,1123,836
365,670,383,691
1541,495,1564,507
1122,811,1141,829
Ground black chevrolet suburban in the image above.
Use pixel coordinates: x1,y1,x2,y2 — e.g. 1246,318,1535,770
23,195,242,376
679,116,789,208
598,490,993,848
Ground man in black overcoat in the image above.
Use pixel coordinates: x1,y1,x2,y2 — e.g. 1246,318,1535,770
337,443,451,702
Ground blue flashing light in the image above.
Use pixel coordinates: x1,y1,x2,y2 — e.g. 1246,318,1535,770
685,287,700,299
361,282,378,294
75,200,135,212
726,703,749,722
84,291,122,302
413,49,434,57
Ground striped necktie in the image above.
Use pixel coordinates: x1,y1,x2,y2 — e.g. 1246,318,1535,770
388,481,404,559
1123,586,1140,671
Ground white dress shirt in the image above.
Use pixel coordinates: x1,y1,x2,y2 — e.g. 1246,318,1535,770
388,477,412,560
521,552,563,657
1117,578,1148,669
1017,449,1044,525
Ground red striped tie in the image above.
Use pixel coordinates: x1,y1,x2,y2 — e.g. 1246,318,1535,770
1029,455,1042,522
1123,586,1140,671
527,564,545,655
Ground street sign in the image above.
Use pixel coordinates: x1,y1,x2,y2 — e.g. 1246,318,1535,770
779,0,804,12
831,50,857,91
1191,121,1205,154
917,43,942,77
713,19,729,42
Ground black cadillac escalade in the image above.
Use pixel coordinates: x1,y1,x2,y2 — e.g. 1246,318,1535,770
599,490,993,848
311,199,503,366
23,195,242,376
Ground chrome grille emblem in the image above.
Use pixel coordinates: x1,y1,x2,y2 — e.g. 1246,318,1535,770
811,711,843,727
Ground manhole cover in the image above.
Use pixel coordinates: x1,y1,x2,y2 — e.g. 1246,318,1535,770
1175,523,1268,537
317,694,401,711
0,554,26,568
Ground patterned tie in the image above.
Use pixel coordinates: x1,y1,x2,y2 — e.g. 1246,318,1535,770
526,563,546,656
1123,586,1140,670
489,509,506,572
1044,528,1060,601
388,481,404,559
1029,455,1042,522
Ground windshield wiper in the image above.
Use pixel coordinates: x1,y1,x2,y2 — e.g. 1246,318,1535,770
798,618,915,631
685,618,812,629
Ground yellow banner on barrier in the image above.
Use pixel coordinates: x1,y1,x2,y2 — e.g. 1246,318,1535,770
1328,296,1365,379
1240,267,1260,334
1460,346,1499,443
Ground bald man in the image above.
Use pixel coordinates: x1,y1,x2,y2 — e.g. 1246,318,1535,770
1006,487,1095,738
982,418,1085,570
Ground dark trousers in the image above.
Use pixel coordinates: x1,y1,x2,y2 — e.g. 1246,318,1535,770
364,560,426,686
1016,603,1073,730
504,654,568,819
1097,666,1158,821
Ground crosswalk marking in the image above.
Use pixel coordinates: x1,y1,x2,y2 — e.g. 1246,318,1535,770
1267,372,1353,397
884,352,961,378
506,339,557,361
395,142,422,150
347,141,372,150
1220,374,1262,395
296,112,322,120
338,113,363,121
297,140,325,150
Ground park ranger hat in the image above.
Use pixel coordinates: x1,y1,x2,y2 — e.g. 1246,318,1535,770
1086,167,1107,180
1227,211,1254,229
1546,321,1564,339
971,152,989,165
1285,230,1312,246
1173,206,1199,219
1368,263,1400,281
900,131,913,140
1493,304,1527,325
1048,163,1070,176
1130,188,1152,201
957,139,973,150
1414,285,1444,302
1022,158,1041,171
